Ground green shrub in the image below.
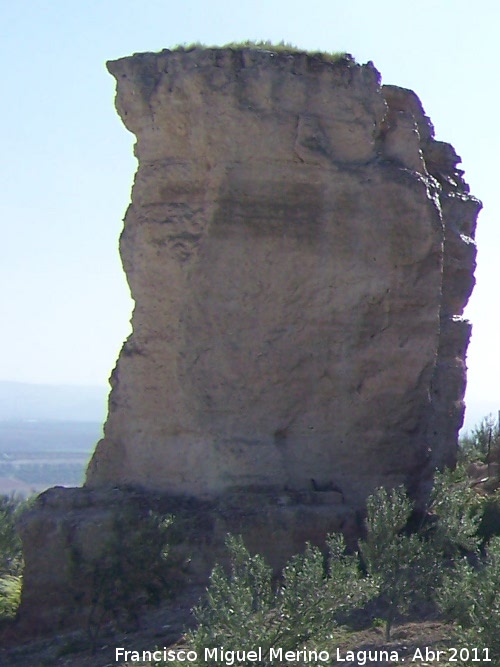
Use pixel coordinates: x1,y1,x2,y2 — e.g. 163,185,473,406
358,474,483,642
429,468,482,554
164,533,374,666
0,494,24,578
0,494,26,622
359,486,440,640
437,536,500,665
0,574,22,619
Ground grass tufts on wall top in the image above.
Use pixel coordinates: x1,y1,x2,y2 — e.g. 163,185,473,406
170,40,354,64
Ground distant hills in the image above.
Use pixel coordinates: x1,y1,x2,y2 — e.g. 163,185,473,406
0,381,108,422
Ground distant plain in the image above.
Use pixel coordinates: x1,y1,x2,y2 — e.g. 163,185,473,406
0,421,102,496
0,382,105,496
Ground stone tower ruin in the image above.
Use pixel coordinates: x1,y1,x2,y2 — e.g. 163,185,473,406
17,47,481,632
87,48,479,503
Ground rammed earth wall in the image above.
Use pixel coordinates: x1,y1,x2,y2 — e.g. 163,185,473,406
87,48,480,502
17,48,481,634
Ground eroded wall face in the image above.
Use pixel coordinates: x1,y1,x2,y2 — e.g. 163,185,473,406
86,49,480,505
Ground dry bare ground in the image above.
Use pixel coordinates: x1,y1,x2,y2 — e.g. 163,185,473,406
0,587,201,667
0,593,457,667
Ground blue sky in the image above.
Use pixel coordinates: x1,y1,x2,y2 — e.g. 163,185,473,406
1,0,498,431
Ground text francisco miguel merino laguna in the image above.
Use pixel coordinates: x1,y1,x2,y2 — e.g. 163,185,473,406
115,646,406,664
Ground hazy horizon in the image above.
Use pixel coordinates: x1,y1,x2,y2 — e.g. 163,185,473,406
0,379,495,436
0,381,108,423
